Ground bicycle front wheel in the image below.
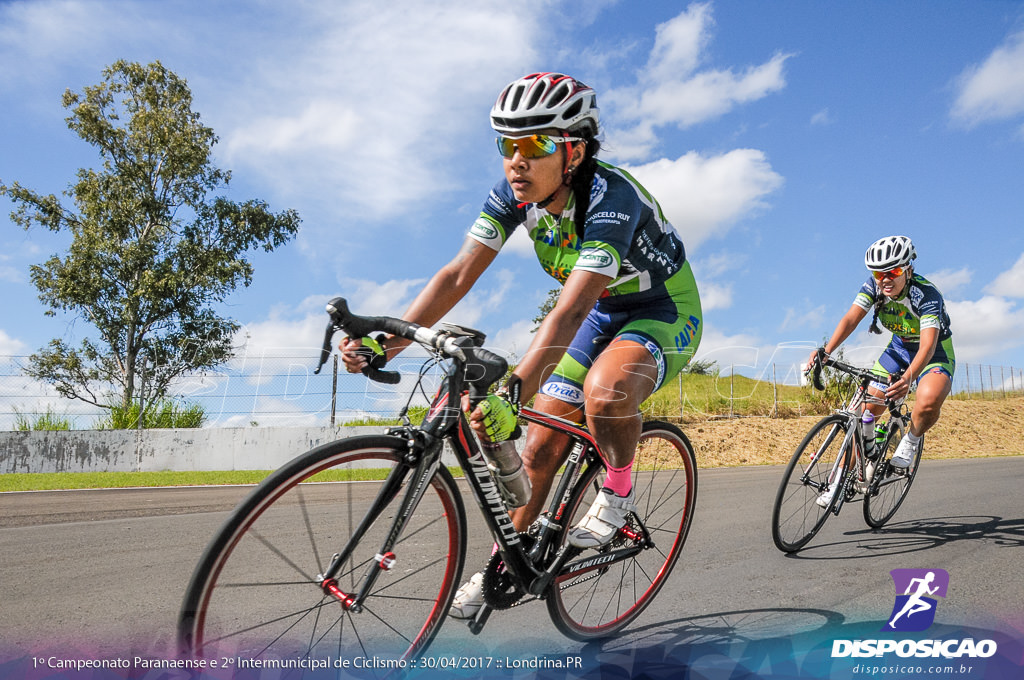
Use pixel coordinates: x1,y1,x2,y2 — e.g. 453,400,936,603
547,420,697,640
178,436,466,665
772,415,850,553
863,418,919,528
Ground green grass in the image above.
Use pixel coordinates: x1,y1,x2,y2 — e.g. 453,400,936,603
0,467,468,492
643,371,828,419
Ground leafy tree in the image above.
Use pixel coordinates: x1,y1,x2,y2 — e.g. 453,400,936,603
0,60,300,413
531,288,561,332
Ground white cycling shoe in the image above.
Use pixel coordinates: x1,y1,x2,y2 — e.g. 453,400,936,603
448,572,484,619
568,487,636,549
890,436,919,469
816,483,838,508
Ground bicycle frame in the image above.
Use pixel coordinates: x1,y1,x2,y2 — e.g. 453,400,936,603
807,356,911,515
316,346,645,629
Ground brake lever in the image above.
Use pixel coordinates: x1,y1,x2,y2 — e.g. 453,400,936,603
314,320,337,375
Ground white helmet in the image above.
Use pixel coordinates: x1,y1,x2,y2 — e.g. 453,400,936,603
864,235,916,271
490,72,599,137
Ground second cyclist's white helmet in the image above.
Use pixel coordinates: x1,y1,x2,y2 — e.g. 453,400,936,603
490,72,599,137
865,235,917,271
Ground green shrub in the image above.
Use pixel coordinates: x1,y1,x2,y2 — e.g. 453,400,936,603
13,406,73,431
96,399,206,429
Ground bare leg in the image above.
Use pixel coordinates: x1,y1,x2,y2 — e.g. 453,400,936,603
583,340,659,470
508,394,580,533
909,371,951,437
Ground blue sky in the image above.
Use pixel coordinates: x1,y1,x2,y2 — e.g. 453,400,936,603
3,0,1024,412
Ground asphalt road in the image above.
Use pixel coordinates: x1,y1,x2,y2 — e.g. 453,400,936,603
2,456,1022,675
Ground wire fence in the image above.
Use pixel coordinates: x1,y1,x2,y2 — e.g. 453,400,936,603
3,353,1022,431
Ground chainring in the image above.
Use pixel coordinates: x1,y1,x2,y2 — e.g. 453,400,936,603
481,534,535,610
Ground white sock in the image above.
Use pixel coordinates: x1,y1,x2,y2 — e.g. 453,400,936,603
904,430,922,447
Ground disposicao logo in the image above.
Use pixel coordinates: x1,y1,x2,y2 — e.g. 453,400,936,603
883,568,949,632
831,568,998,660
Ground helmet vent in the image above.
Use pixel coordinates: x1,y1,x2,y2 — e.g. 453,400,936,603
510,85,525,111
547,83,571,108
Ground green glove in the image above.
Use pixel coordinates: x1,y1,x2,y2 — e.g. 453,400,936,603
355,335,387,370
478,393,520,442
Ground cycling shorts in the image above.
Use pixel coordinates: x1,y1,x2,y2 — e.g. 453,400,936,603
539,262,702,407
871,334,955,388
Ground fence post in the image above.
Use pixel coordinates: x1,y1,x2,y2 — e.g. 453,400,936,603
1001,366,1006,399
729,365,734,418
964,363,970,398
330,354,338,426
771,363,778,418
980,365,986,398
678,371,683,419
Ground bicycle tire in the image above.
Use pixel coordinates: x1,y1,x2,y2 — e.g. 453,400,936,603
546,420,697,640
178,435,467,664
863,418,919,528
771,414,850,553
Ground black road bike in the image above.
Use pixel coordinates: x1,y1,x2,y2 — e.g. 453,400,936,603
771,350,919,553
178,298,698,665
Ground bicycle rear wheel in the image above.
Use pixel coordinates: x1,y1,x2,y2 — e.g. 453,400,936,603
546,421,697,640
772,414,849,553
178,435,466,666
863,418,919,528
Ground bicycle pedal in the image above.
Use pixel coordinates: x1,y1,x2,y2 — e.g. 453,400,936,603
467,604,492,635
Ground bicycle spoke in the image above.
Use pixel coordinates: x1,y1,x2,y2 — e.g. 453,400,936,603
548,422,696,639
179,442,465,663
772,415,848,552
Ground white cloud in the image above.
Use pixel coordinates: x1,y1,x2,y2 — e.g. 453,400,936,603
986,252,1024,298
0,329,28,355
217,1,547,220
946,296,1024,362
699,281,733,311
0,0,119,87
926,267,972,296
810,108,833,126
952,31,1024,125
603,3,791,160
778,303,827,332
621,149,784,249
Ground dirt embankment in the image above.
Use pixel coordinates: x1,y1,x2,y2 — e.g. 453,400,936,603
679,396,1024,469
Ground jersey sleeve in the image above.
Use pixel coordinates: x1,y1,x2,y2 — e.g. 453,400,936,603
572,172,641,279
468,179,523,252
912,280,945,331
854,277,877,310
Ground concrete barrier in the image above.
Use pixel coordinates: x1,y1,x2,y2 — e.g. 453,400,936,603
0,426,435,474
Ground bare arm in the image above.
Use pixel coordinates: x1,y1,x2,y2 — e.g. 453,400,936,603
509,268,612,403
340,237,497,371
807,304,869,369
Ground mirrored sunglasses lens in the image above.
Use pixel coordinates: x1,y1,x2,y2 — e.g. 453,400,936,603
497,137,516,157
497,135,558,159
874,267,903,280
522,135,557,158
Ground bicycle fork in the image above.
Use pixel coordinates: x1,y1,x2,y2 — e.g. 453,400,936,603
319,446,443,612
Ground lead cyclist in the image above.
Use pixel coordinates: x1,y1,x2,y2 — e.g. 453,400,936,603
341,72,703,619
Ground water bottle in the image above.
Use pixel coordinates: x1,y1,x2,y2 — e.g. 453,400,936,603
860,411,875,457
873,421,888,458
481,440,532,508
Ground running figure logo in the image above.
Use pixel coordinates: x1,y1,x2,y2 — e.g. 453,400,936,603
883,568,950,632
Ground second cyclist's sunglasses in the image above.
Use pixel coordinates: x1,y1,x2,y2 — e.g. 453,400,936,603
496,133,582,159
872,267,905,281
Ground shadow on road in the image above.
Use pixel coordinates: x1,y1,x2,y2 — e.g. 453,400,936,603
779,515,1024,559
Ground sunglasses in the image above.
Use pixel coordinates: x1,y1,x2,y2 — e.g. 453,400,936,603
872,267,905,281
496,134,582,159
